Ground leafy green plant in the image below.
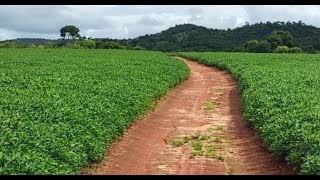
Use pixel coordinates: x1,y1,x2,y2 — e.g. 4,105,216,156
189,151,204,159
170,138,189,147
199,134,211,141
203,101,216,110
274,45,289,53
0,49,190,174
211,137,224,143
215,125,224,131
190,133,200,140
192,141,203,151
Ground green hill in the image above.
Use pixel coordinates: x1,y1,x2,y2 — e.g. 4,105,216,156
131,21,320,52
6,21,320,52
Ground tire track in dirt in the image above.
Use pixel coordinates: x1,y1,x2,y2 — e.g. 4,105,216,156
84,56,296,175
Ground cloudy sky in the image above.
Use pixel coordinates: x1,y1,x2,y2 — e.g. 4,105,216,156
0,5,320,40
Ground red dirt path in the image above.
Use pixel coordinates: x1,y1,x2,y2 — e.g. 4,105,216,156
85,57,296,175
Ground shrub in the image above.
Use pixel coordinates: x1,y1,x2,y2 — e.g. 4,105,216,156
256,40,271,53
102,41,124,49
80,39,96,49
288,47,302,53
132,45,145,50
245,40,259,52
274,45,289,53
0,41,17,48
44,42,56,49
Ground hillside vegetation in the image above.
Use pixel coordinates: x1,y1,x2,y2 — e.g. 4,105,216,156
3,21,320,53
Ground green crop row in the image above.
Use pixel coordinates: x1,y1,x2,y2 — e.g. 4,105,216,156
0,49,189,174
176,52,320,175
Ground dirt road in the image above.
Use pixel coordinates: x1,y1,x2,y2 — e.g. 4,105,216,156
86,57,296,175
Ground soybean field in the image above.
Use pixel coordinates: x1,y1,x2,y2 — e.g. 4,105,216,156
0,49,189,174
176,52,320,175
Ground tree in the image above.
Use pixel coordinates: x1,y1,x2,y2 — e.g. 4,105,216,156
245,39,259,52
230,46,245,52
267,33,283,50
60,25,80,40
288,47,302,53
302,45,316,54
44,42,55,49
65,41,82,49
274,45,289,53
0,41,17,48
81,39,96,49
95,39,104,49
16,43,28,48
102,41,124,49
267,30,293,49
27,44,36,48
132,45,145,50
256,40,271,53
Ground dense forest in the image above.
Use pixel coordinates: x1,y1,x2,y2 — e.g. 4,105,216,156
130,21,320,52
3,21,320,53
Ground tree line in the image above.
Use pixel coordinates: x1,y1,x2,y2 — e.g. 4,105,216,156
130,21,320,53
1,21,320,53
0,25,144,50
245,30,302,53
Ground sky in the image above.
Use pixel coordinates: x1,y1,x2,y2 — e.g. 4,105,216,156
0,5,320,41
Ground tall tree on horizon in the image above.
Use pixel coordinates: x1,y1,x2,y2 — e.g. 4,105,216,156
267,30,293,49
60,25,81,40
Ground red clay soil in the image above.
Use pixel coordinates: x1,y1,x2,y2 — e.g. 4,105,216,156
85,57,297,175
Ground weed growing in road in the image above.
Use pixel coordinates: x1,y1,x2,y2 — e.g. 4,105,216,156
171,123,228,161
170,138,189,147
199,134,211,141
189,151,204,159
192,141,203,151
215,125,224,131
211,136,224,143
203,101,216,110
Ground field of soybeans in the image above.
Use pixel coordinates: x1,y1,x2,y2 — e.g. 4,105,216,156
176,52,320,175
0,49,189,174
2,48,320,175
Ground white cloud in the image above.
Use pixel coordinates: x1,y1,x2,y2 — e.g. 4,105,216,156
243,5,320,25
0,5,319,41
